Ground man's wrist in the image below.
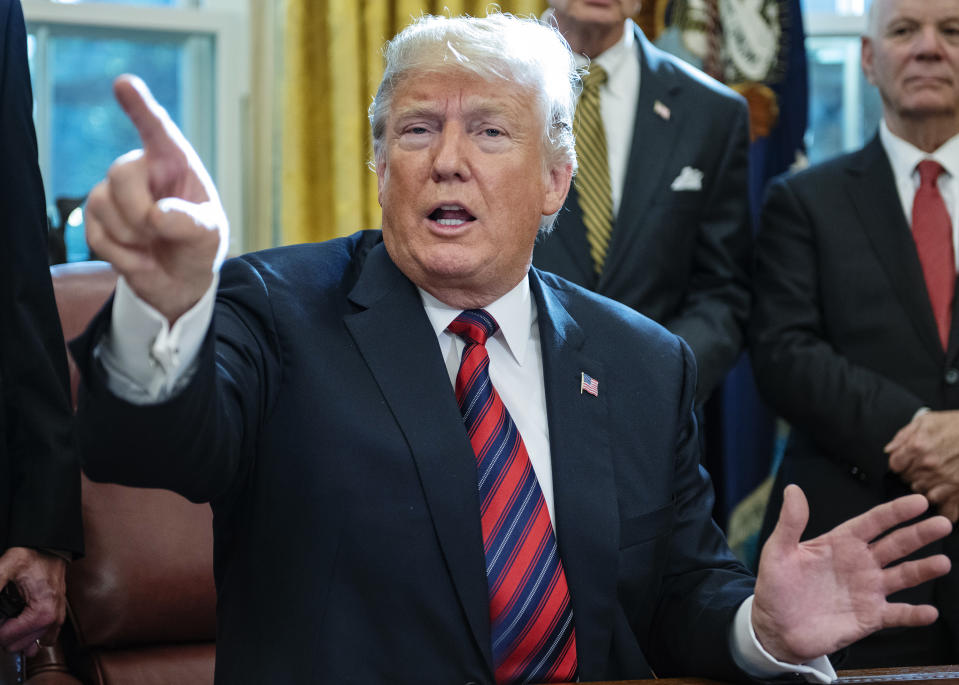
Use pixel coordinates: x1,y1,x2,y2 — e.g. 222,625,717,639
732,596,836,684
99,274,217,403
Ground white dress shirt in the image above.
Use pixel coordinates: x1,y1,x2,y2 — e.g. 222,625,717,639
879,119,959,267
99,272,834,682
97,274,218,403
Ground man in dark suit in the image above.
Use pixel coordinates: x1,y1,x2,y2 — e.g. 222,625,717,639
0,0,83,664
533,0,751,403
74,11,950,684
750,0,959,668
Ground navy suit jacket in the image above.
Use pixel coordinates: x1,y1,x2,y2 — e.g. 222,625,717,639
0,0,81,556
533,25,751,402
749,136,959,665
74,231,755,684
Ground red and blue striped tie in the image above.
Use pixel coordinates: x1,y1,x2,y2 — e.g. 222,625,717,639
448,309,577,685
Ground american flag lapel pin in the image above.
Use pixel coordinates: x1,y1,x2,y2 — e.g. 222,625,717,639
580,372,599,397
653,99,671,121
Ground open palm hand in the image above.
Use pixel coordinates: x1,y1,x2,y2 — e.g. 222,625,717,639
752,485,951,665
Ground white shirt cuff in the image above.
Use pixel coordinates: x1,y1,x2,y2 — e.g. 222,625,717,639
732,596,837,683
96,275,218,404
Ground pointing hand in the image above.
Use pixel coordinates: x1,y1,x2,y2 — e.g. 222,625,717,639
85,75,228,324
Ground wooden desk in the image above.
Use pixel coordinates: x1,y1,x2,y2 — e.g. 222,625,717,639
835,665,959,683
579,665,959,684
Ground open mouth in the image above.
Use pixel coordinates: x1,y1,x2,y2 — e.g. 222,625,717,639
428,204,476,226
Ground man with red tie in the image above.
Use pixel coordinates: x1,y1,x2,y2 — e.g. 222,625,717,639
73,10,951,684
750,0,959,669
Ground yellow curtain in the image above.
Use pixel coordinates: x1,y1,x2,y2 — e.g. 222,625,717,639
282,0,548,246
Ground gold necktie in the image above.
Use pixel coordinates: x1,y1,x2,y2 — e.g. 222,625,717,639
574,65,613,275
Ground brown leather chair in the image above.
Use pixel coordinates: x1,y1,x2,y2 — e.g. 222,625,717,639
26,261,216,685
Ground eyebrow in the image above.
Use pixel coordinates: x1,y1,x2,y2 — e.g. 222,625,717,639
886,14,959,25
393,105,442,122
466,103,514,120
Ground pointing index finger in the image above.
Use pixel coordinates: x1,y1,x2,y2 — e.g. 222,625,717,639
113,74,179,160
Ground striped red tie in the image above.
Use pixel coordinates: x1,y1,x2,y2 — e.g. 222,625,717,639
913,160,956,350
448,310,577,685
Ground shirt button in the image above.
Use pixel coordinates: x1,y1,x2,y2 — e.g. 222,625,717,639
946,368,959,385
849,465,866,482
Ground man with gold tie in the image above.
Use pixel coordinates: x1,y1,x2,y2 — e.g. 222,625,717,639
751,0,959,669
74,10,951,684
534,0,752,405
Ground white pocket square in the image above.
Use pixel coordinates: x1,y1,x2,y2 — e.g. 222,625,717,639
670,166,703,192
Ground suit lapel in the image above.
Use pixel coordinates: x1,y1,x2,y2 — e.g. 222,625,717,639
848,137,945,362
344,244,494,673
601,27,683,291
530,271,618,679
948,282,959,360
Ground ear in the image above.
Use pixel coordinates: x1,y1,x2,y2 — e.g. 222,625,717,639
861,36,877,86
375,157,387,208
542,162,573,218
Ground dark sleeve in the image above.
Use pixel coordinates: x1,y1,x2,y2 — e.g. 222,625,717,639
649,338,757,679
665,96,752,402
73,256,282,506
748,176,922,484
0,0,82,555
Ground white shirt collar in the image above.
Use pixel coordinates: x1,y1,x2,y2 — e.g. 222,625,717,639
879,118,959,179
588,19,635,75
419,277,534,367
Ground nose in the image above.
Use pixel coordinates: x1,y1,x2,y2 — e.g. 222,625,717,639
915,24,945,59
431,125,471,183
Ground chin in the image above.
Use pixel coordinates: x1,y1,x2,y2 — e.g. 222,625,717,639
580,9,624,25
418,247,483,281
899,86,958,109
902,100,959,119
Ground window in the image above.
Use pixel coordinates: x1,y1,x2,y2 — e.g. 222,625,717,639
803,0,878,164
22,0,247,260
806,34,882,164
62,0,186,6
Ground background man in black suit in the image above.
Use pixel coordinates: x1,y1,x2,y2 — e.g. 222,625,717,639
750,0,959,668
533,0,751,403
0,0,83,664
74,11,950,684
